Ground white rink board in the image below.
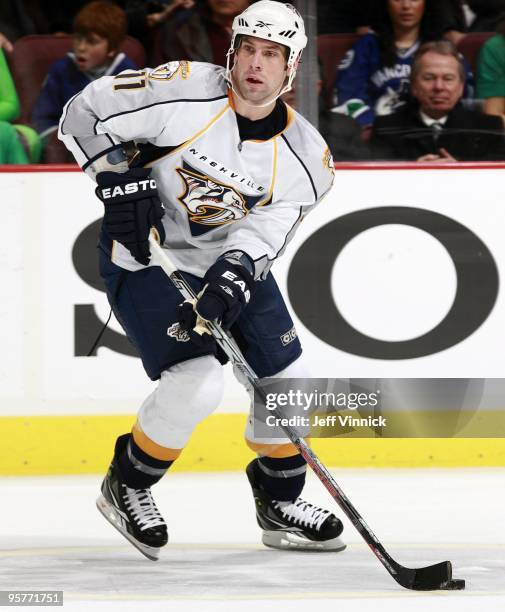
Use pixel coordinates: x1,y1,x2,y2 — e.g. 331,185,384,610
1,167,504,416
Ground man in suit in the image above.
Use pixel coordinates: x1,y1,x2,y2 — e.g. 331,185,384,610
371,40,505,161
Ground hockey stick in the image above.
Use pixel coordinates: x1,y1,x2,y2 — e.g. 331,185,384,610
148,234,465,592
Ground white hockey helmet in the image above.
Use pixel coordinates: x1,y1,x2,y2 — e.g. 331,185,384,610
226,1,308,99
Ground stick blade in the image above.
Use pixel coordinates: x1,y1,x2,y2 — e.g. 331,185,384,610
397,560,454,591
440,578,466,590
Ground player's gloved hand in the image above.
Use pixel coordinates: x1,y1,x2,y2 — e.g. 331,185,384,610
178,300,214,346
179,251,255,335
96,168,166,266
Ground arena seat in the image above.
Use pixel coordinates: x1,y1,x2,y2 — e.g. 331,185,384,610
456,32,494,74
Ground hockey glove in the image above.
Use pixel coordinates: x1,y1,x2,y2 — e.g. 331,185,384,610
179,252,255,334
96,168,166,266
178,300,214,347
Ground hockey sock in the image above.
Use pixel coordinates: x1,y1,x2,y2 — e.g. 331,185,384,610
114,433,174,489
255,454,307,501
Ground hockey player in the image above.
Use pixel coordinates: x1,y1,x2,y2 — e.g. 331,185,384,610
59,0,344,560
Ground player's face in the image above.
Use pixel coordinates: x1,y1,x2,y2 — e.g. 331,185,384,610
411,52,464,118
388,0,425,31
232,37,289,105
73,33,115,72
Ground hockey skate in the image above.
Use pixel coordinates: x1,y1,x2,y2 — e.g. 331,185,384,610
96,458,168,561
246,460,346,551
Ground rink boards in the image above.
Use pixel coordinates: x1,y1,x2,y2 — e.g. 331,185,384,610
1,163,505,474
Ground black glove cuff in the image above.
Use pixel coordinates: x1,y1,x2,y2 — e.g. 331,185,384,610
217,250,255,282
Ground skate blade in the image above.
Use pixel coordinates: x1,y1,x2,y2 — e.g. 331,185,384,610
96,494,165,561
262,530,347,552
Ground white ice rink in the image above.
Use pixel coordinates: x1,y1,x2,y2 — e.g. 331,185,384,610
1,468,504,611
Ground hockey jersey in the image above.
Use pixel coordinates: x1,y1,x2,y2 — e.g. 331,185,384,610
59,62,334,279
333,33,474,127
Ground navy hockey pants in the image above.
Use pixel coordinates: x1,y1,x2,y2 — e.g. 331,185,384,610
99,249,302,380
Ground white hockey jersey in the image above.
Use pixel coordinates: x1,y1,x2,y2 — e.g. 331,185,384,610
59,61,334,279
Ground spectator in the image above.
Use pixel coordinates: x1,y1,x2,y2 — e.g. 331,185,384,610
0,1,40,40
161,0,250,67
0,44,41,161
114,0,195,66
0,47,19,122
441,0,469,45
31,1,137,162
146,0,196,28
476,14,505,124
36,1,92,35
365,0,467,42
333,0,472,127
0,31,13,52
0,121,29,163
370,40,505,160
0,1,89,39
468,0,505,31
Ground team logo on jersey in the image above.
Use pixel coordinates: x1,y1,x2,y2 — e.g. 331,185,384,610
167,322,190,342
176,162,264,236
338,49,355,71
375,83,409,117
150,60,190,82
322,147,334,176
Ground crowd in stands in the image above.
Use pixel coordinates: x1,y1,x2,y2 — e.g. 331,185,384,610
0,0,504,164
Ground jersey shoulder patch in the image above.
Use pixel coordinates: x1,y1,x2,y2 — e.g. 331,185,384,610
150,60,192,81
145,61,227,101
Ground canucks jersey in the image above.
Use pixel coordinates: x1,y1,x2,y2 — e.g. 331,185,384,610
59,61,334,279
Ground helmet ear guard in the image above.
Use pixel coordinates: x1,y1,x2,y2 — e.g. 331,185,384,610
225,1,307,105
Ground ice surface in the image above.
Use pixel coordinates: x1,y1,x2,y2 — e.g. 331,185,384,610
0,468,503,611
